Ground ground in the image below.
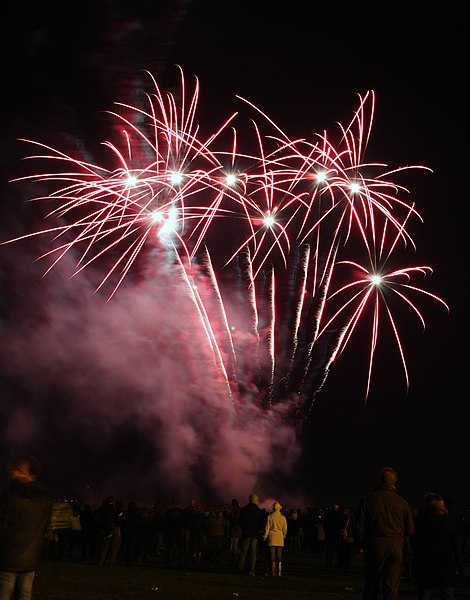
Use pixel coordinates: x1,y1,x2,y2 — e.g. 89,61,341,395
34,550,469,600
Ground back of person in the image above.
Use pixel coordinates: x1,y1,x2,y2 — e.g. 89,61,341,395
237,494,263,576
0,454,52,600
412,493,459,599
239,500,263,538
357,485,414,543
356,467,414,600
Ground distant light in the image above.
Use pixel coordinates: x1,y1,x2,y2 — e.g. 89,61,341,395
154,205,179,240
170,172,183,186
315,171,327,183
263,215,276,228
151,211,164,224
226,174,237,187
371,274,382,286
350,181,361,194
125,174,138,187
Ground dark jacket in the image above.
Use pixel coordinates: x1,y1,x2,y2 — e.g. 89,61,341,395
239,502,263,538
355,483,414,548
411,511,459,589
0,478,52,572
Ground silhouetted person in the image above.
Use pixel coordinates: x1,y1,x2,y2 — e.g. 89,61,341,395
188,503,207,567
164,498,184,566
0,454,52,600
337,505,355,569
79,504,97,563
120,501,141,566
356,467,414,600
444,497,464,580
412,494,460,600
206,505,228,568
286,509,302,556
323,503,341,567
229,498,242,561
95,495,117,566
237,494,264,576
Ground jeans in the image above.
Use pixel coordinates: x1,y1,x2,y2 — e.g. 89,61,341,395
0,571,35,600
238,537,258,574
362,542,403,600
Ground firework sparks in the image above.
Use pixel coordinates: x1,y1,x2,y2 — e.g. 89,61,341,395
2,69,448,411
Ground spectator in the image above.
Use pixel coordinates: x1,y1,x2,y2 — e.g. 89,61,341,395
444,497,464,580
237,494,264,576
206,505,228,568
188,503,207,567
412,493,460,600
164,498,184,567
323,503,341,567
0,454,52,600
149,500,165,557
95,495,117,566
229,498,242,561
356,467,414,600
263,501,287,577
286,509,302,556
120,501,141,566
79,504,97,563
337,505,355,569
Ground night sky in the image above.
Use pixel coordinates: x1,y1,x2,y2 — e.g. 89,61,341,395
0,2,466,512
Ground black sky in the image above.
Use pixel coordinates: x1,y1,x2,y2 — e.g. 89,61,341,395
0,2,467,510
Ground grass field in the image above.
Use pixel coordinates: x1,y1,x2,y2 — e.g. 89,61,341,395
32,552,469,600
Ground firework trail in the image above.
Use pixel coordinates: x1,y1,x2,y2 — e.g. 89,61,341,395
3,69,448,421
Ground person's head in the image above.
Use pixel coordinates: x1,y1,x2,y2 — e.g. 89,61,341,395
8,454,41,482
379,467,398,486
272,501,282,512
425,493,448,515
249,494,259,504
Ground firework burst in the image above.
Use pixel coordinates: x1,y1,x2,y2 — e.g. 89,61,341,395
3,69,448,415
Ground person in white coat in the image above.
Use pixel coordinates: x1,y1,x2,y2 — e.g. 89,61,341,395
263,501,287,576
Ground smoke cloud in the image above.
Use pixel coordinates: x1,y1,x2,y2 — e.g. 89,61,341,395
0,213,304,507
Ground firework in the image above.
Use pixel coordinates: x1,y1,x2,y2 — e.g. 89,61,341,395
3,69,448,411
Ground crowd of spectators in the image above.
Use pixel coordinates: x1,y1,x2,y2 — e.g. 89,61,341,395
43,492,470,580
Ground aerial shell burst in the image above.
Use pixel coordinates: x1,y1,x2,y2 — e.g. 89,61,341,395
4,67,448,417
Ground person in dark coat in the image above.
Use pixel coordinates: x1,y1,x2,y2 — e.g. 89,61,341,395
337,505,355,569
356,467,414,600
0,454,52,600
411,493,459,600
164,498,184,566
120,501,141,566
323,503,341,567
95,495,117,566
237,494,264,576
79,503,97,563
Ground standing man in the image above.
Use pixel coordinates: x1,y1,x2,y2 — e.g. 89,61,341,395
0,454,52,600
356,467,414,600
237,494,264,576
